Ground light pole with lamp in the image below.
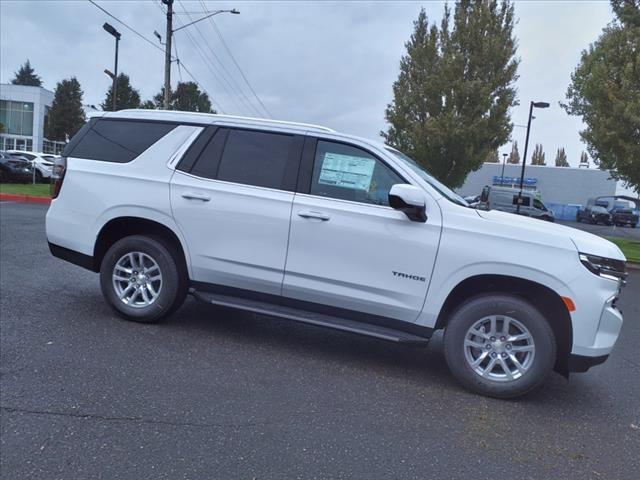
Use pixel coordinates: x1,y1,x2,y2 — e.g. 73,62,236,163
516,101,549,214
102,22,121,111
500,152,508,184
159,0,239,109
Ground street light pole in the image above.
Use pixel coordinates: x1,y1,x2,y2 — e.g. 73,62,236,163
102,23,121,111
161,5,239,110
516,101,549,214
501,153,508,182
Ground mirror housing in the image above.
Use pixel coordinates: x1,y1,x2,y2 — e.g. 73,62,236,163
389,184,427,222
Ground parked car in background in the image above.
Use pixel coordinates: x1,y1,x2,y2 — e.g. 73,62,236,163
576,205,613,225
7,150,55,183
478,185,555,221
610,207,638,228
46,109,627,399
0,150,32,183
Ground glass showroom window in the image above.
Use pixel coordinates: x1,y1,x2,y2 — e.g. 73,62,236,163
0,100,34,136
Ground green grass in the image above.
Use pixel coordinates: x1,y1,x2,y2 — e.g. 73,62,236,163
605,237,640,264
0,183,50,197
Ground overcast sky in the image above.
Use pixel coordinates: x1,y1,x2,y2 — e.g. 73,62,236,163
0,0,615,172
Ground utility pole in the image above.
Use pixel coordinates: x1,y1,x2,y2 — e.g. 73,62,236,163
162,0,173,110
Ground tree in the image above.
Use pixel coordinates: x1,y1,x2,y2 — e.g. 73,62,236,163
562,0,640,192
579,151,590,167
172,82,215,113
530,143,546,165
148,82,216,113
11,60,42,87
554,147,569,167
486,149,500,163
46,77,85,142
507,141,520,164
139,100,157,110
382,2,519,188
101,73,141,111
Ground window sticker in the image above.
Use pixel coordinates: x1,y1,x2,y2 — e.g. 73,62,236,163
318,152,376,191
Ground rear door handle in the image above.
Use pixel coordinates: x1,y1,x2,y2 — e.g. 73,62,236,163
298,210,330,221
182,192,211,202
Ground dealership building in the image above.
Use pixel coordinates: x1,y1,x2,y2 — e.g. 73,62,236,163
457,162,630,220
0,83,66,154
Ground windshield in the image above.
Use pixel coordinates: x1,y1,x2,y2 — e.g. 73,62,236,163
385,148,469,207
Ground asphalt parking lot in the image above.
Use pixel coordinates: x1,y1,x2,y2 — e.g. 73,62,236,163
558,219,640,240
1,202,639,480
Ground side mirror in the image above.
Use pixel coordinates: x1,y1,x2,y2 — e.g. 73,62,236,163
389,184,427,222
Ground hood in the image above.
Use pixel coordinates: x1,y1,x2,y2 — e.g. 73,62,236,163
476,209,626,261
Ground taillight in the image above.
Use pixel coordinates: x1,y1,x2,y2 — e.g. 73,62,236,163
50,156,67,199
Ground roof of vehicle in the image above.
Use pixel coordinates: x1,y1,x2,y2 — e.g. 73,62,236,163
6,150,49,156
95,109,336,135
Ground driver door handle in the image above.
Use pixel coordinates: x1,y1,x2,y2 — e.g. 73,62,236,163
182,192,211,202
298,210,330,221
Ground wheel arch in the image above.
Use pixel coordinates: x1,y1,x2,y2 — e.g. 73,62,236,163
435,274,573,375
93,216,190,278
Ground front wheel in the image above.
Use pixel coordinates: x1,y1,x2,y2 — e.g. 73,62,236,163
99,235,188,323
444,294,556,398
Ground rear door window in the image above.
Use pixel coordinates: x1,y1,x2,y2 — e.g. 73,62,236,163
64,119,176,163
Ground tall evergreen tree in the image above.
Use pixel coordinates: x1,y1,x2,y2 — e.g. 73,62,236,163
172,82,215,113
507,141,520,164
579,151,590,167
530,143,546,165
11,60,42,87
148,83,216,113
382,1,519,188
139,100,157,110
562,0,640,191
101,73,141,111
46,77,85,142
554,147,569,167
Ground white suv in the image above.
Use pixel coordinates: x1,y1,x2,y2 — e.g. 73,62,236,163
46,110,627,398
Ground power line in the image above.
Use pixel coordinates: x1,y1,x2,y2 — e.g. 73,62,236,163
176,0,264,117
88,0,221,113
88,0,165,56
159,0,244,115
199,0,273,118
172,14,246,114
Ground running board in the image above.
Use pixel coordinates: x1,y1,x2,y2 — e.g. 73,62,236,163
192,290,430,346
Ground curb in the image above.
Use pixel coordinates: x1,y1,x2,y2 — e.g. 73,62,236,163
0,193,51,205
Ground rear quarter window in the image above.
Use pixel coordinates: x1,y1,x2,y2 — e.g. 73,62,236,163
63,119,176,163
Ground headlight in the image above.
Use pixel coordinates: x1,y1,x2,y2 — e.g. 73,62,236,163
579,253,627,282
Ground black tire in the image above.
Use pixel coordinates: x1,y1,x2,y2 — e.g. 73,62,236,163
0,170,7,182
444,294,556,399
35,170,44,183
99,235,188,323
632,223,637,229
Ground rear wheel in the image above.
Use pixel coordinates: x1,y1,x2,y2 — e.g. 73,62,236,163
444,294,556,398
99,235,188,323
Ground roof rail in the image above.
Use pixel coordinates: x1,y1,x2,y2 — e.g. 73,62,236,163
114,110,335,133
210,114,335,133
